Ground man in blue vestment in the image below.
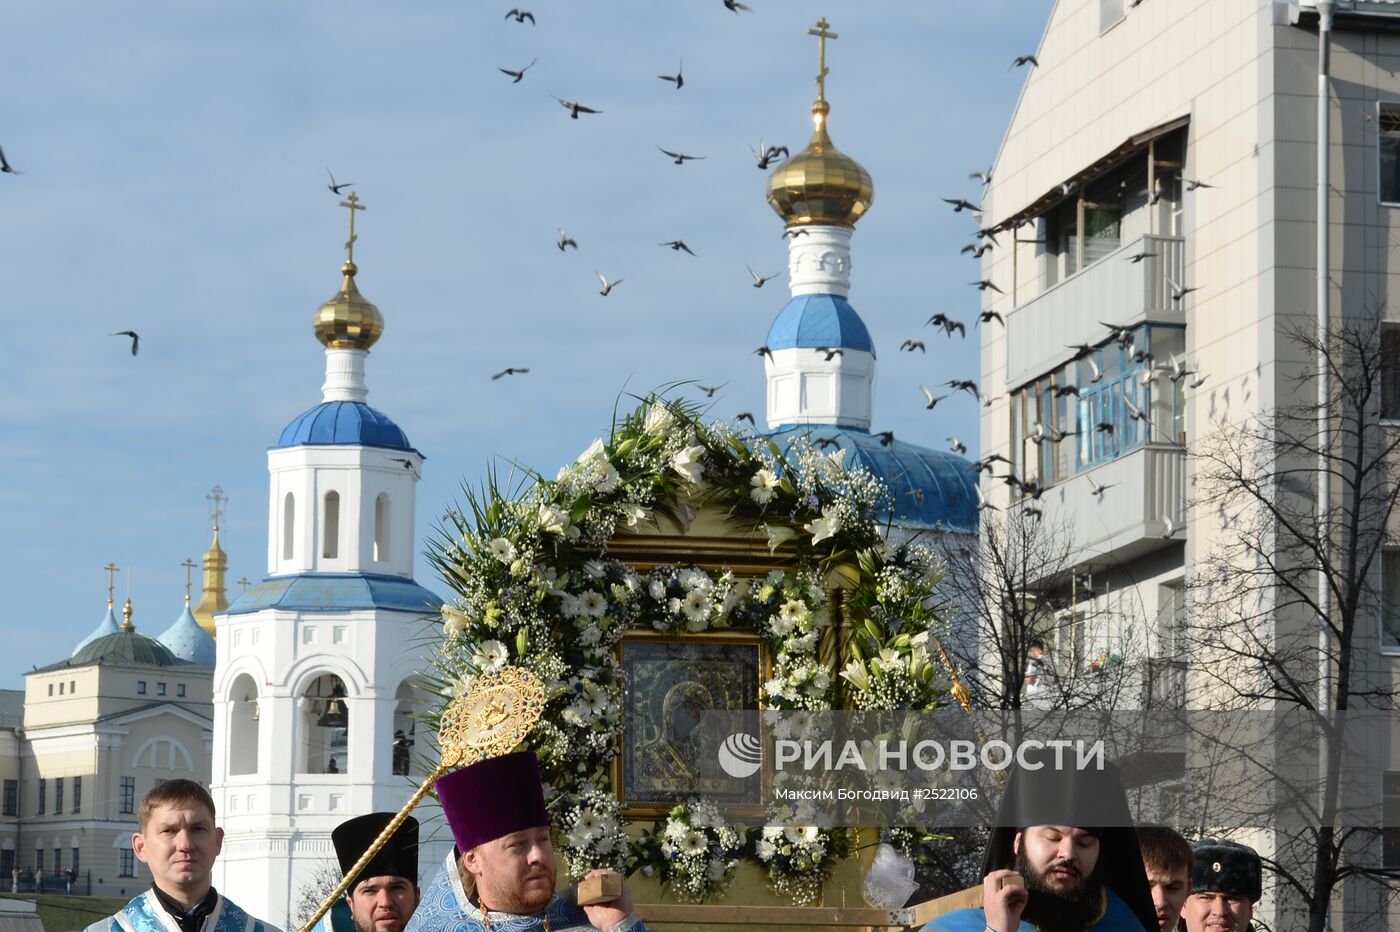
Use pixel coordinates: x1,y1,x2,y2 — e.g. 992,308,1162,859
83,779,279,932
922,753,1157,932
404,750,650,932
311,813,422,932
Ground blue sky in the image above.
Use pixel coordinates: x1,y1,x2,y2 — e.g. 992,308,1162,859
0,0,1052,686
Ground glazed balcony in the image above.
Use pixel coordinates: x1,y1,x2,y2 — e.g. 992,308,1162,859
1005,234,1185,388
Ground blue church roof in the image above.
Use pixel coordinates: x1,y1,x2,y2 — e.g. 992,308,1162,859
766,294,874,353
275,402,416,452
73,605,120,657
768,425,979,534
220,573,443,616
157,604,216,667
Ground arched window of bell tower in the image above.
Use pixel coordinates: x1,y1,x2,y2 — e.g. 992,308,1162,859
282,493,295,561
228,674,260,776
374,493,390,562
322,491,340,559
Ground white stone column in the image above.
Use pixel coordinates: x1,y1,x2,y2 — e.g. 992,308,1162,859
321,348,368,402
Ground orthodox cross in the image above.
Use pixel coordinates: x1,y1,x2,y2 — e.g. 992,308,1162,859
807,18,838,102
340,192,366,264
181,558,197,604
207,485,227,531
104,562,119,607
237,576,251,593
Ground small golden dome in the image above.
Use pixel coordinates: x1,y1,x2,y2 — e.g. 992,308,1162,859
766,101,874,228
313,260,384,350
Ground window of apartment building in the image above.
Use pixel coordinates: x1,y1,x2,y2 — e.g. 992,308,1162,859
177,684,186,698
2,779,17,816
36,778,45,815
47,683,52,697
1382,323,1400,420
72,776,80,813
70,680,75,693
118,848,135,877
1383,549,1400,649
52,849,61,874
54,778,63,813
119,776,135,814
156,683,166,697
1380,104,1400,204
1100,0,1125,32
1384,771,1399,867
58,682,64,695
0,850,13,877
71,847,79,876
137,681,146,695
34,848,41,872
1009,325,1185,489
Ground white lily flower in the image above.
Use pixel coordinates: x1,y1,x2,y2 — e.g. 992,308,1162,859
538,504,571,536
764,524,797,554
804,506,843,544
440,604,471,637
672,444,706,484
644,402,676,435
839,658,871,691
619,503,649,527
577,438,607,463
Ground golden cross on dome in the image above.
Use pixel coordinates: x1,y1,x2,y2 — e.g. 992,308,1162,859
206,484,228,531
807,17,838,102
104,562,119,607
339,192,366,264
181,558,197,604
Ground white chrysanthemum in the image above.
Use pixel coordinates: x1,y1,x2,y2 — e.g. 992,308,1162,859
579,591,608,617
664,820,689,841
779,599,809,625
648,578,667,600
762,825,784,841
578,624,602,646
749,468,779,505
678,568,710,591
489,537,517,563
757,839,777,860
474,639,508,670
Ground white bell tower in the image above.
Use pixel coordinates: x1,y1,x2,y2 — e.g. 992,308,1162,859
211,195,449,927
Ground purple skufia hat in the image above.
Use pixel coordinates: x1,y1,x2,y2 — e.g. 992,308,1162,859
436,750,550,852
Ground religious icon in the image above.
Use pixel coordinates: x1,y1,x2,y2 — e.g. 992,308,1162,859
616,634,767,817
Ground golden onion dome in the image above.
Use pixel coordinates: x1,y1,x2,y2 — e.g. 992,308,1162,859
766,100,874,228
313,260,384,350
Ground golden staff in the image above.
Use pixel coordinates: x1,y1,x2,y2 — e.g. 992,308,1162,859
932,641,1007,788
297,667,545,932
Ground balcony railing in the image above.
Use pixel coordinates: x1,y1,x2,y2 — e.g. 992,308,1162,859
1005,234,1185,388
1020,442,1185,565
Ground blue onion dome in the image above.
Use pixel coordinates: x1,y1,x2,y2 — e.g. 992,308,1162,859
768,425,978,533
157,604,216,667
72,604,120,657
71,626,182,668
766,294,873,353
276,401,415,451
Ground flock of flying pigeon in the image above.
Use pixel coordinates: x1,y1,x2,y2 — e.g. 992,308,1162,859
3,4,1208,524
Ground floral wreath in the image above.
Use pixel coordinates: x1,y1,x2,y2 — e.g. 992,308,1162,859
428,396,953,904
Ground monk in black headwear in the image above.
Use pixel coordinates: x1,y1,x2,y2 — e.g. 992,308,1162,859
922,750,1157,932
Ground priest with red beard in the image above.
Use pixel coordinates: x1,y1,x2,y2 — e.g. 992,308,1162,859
923,751,1157,932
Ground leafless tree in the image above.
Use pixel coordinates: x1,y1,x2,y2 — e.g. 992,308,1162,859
1183,315,1400,932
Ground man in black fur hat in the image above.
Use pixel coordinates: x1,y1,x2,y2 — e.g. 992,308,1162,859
1180,839,1260,932
923,750,1157,931
315,813,422,932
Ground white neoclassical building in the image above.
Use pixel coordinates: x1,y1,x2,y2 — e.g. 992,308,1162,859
211,203,449,927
